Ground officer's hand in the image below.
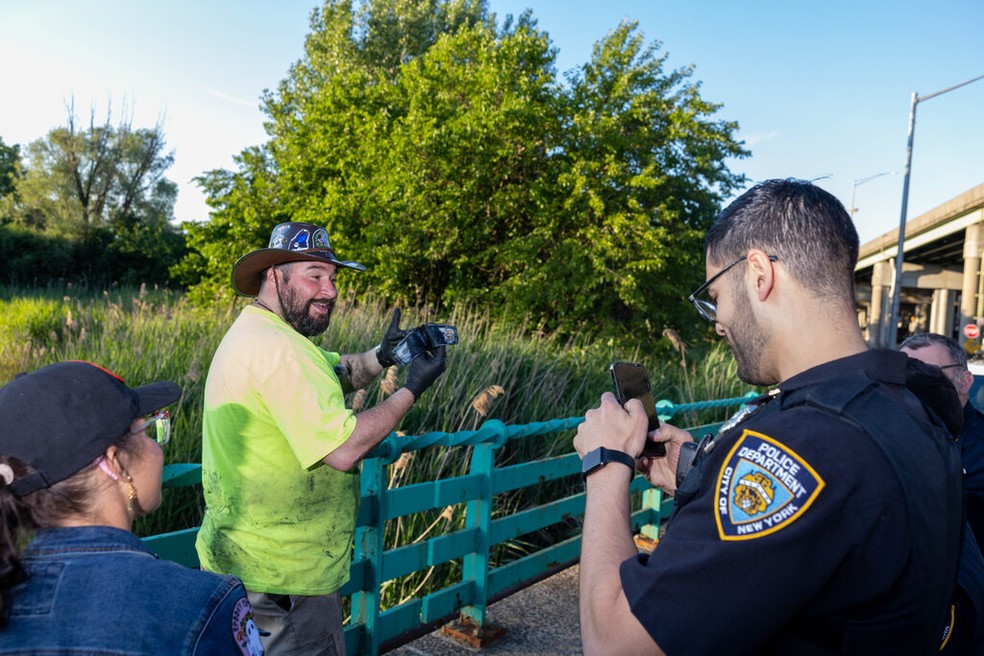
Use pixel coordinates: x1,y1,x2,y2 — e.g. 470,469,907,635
638,421,695,495
403,346,447,399
375,308,408,368
574,393,648,459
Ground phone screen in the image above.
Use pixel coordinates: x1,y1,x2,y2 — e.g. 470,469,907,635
610,361,665,458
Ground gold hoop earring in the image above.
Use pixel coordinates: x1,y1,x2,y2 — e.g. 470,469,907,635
122,472,136,515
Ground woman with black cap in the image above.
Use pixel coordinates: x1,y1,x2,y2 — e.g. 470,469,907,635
0,360,264,655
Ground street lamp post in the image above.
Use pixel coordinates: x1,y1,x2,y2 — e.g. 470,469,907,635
885,73,984,347
849,171,895,217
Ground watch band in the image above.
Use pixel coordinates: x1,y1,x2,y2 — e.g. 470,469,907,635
581,447,635,481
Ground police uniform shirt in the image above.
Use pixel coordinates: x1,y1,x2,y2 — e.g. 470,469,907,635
961,402,984,547
620,350,956,655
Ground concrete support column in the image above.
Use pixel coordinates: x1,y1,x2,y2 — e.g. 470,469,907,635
961,223,983,330
930,290,942,334
930,289,955,336
869,260,893,348
911,302,930,334
943,289,956,336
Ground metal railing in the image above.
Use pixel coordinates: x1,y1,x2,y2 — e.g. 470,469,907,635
143,392,757,655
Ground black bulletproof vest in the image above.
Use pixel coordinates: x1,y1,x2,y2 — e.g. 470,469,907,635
685,368,965,655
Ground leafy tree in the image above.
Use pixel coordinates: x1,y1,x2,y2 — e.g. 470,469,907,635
0,136,20,200
174,147,287,303
8,106,178,240
0,224,74,285
508,22,747,336
4,104,186,285
183,0,748,343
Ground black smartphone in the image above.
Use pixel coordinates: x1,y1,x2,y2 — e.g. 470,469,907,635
610,361,665,458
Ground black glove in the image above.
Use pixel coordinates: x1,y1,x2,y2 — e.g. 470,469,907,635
375,308,407,368
404,346,447,399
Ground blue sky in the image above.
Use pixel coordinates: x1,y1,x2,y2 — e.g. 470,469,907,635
1,0,982,245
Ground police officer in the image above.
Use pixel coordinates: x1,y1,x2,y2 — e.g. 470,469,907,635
575,179,964,655
900,332,984,654
901,332,984,545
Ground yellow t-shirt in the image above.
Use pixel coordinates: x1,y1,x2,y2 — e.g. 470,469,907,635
196,305,359,595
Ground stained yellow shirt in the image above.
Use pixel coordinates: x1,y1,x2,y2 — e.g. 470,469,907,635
196,305,359,595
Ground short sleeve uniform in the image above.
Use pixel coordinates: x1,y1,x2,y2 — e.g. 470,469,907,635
621,350,957,655
960,403,984,546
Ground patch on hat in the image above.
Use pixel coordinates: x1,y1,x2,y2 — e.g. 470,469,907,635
312,228,330,249
269,224,292,249
714,429,824,541
232,596,264,656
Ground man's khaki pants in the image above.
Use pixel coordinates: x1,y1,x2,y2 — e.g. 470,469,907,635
247,591,345,656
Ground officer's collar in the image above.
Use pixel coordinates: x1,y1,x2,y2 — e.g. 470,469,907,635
770,349,907,398
712,351,907,441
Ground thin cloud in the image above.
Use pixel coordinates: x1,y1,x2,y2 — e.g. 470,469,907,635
741,130,780,147
209,89,258,109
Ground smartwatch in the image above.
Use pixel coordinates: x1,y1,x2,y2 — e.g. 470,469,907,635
581,447,635,481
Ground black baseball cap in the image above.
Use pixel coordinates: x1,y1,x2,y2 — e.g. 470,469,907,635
0,361,182,497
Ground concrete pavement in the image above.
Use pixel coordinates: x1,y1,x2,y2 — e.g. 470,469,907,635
386,565,582,655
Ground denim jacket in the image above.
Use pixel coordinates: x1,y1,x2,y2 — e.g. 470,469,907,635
1,526,264,655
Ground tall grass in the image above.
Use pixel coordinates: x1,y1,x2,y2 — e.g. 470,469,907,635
1,284,753,606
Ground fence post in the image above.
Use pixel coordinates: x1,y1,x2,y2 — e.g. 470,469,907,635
638,487,663,544
460,439,494,627
351,455,386,656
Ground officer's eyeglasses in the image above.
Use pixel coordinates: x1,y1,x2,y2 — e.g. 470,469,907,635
935,363,967,381
688,255,779,323
130,409,171,446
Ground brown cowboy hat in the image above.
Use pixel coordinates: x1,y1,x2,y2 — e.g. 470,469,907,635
231,222,366,297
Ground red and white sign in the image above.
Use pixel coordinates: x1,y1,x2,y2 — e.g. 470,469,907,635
964,323,980,340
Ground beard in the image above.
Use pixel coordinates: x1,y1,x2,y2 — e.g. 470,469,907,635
727,284,771,386
277,281,335,337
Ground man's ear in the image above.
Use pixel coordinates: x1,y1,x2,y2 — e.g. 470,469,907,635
257,267,279,296
958,369,974,398
746,249,776,301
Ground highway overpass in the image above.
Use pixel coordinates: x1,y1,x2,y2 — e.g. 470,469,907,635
855,182,984,349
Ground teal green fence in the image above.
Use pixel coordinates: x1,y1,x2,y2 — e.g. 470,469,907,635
143,392,757,655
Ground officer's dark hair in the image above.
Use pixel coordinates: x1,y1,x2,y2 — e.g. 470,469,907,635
900,332,968,370
705,178,859,303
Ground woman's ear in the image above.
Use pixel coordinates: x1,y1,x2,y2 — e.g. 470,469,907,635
98,446,122,481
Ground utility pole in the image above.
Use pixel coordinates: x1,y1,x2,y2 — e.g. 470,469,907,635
885,73,984,347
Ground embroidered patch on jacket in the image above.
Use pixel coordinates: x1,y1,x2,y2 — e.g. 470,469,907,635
715,429,824,541
232,596,265,656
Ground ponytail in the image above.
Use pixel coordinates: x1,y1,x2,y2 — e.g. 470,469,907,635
0,457,30,628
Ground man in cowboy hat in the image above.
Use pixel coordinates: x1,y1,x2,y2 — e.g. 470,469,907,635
196,222,448,656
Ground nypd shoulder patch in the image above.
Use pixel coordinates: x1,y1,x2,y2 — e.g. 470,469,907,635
715,429,824,541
